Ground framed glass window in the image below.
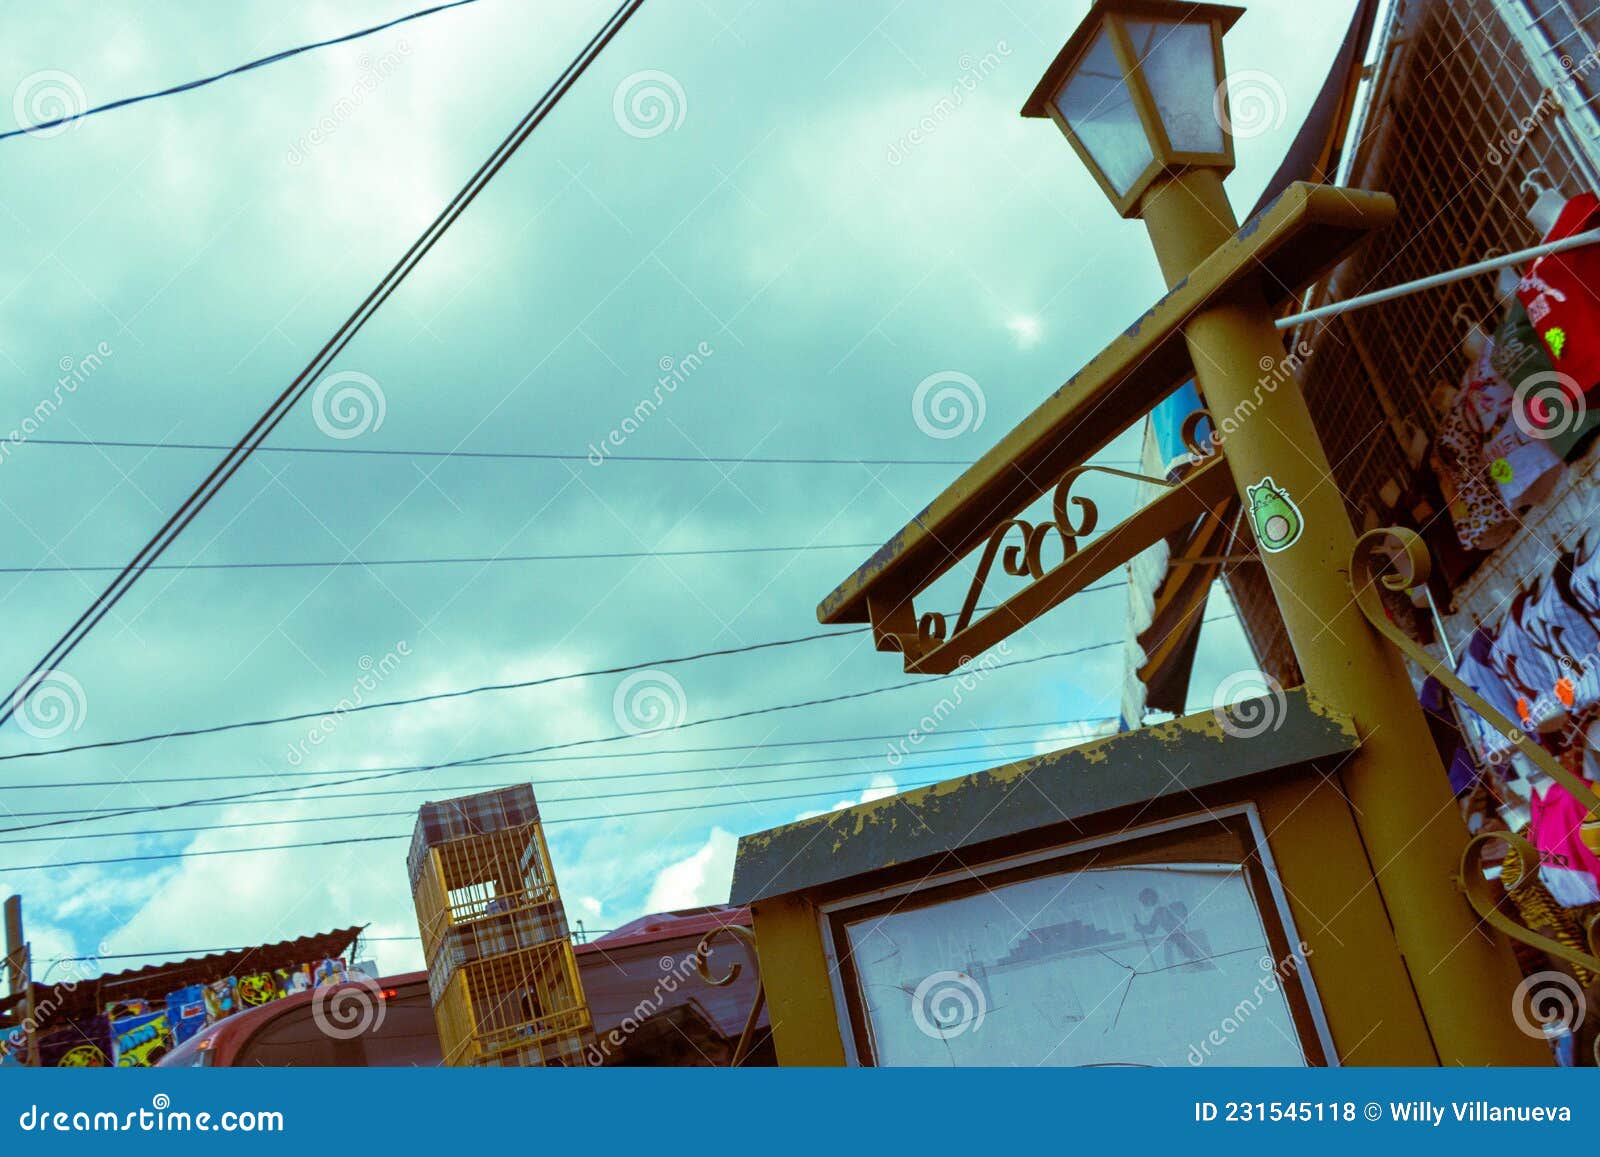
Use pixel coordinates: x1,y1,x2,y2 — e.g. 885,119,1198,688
823,807,1331,1067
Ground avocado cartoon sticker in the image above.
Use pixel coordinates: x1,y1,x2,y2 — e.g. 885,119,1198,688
1246,476,1304,554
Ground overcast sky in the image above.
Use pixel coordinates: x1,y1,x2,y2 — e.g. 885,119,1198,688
0,0,1358,979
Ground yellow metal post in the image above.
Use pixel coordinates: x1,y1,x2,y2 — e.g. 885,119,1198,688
1140,168,1547,1065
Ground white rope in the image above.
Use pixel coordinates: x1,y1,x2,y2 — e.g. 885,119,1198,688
1275,226,1600,329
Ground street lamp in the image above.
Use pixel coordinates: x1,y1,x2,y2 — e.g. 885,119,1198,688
787,0,1554,1067
1023,1,1242,218
1014,0,1552,1064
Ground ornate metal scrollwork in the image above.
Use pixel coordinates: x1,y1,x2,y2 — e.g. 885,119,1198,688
946,465,1171,639
1461,830,1600,975
693,924,765,1066
1350,527,1600,972
1180,408,1218,458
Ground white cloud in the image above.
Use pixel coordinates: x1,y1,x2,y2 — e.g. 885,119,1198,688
795,773,899,821
643,827,737,912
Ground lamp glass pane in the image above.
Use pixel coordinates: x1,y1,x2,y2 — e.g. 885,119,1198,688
1052,23,1152,196
1123,18,1225,155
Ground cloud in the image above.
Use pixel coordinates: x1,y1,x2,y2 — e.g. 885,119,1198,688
643,826,737,912
795,773,899,820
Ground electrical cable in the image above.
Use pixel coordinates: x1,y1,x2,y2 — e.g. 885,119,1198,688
0,0,651,731
0,746,1062,840
0,0,487,142
7,716,1097,790
19,437,1089,468
0,541,892,574
47,935,435,963
0,621,1221,837
0,773,969,871
0,580,1125,763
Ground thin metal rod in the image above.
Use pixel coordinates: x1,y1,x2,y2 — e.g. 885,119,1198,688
1276,226,1600,329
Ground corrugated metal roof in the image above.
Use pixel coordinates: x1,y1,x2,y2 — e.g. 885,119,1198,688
34,926,364,1024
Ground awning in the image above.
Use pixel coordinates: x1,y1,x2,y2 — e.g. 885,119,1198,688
30,926,364,1028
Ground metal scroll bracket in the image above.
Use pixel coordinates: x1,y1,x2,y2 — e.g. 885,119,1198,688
1350,526,1600,973
694,924,766,1066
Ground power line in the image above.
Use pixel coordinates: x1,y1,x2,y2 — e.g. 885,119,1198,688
48,935,428,964
0,624,1201,837
0,746,1066,840
0,540,890,574
0,581,1126,764
7,716,1093,790
20,437,1079,468
1,0,487,141
0,775,971,871
0,0,650,732
2,733,1082,819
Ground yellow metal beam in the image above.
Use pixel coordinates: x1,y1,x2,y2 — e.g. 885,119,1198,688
902,455,1235,674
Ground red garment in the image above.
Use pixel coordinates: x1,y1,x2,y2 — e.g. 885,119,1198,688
1517,194,1600,409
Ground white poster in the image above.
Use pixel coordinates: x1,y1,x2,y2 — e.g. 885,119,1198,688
842,863,1308,1067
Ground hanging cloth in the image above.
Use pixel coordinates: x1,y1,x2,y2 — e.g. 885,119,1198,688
1529,551,1600,712
1517,192,1600,400
1529,773,1600,908
1460,338,1564,513
1455,626,1527,756
1433,394,1517,551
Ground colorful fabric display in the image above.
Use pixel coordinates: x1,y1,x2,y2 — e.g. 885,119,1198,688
1495,588,1568,728
165,985,209,1045
1517,192,1600,399
1419,676,1478,795
1529,554,1600,711
1434,395,1517,551
1497,299,1600,459
203,976,239,1023
1572,531,1600,625
1528,776,1600,908
1455,627,1526,755
36,1016,111,1068
109,1007,171,1067
235,971,284,1008
277,963,313,995
1460,339,1563,513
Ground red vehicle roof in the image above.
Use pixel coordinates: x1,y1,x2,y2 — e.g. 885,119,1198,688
578,905,751,954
